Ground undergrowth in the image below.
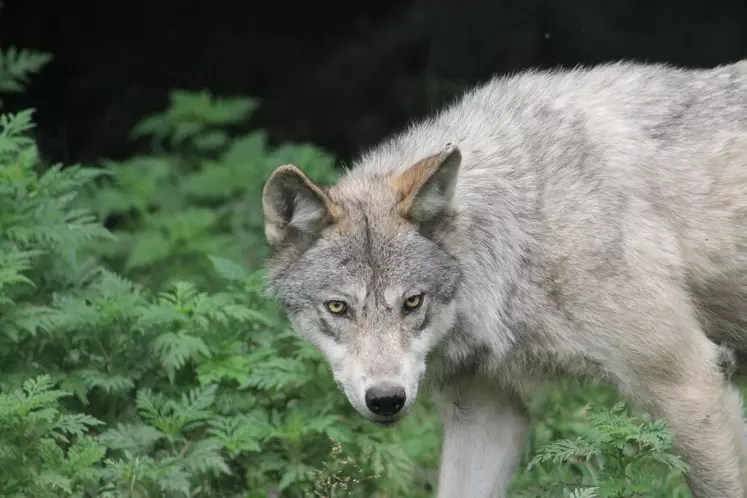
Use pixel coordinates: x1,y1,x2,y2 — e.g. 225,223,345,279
0,45,698,497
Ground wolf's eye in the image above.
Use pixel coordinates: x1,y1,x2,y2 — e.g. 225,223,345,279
326,300,347,315
403,294,423,312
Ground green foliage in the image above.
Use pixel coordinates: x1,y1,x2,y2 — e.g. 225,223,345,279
0,44,705,498
0,60,440,497
0,375,105,497
0,47,52,108
83,89,339,289
516,400,689,497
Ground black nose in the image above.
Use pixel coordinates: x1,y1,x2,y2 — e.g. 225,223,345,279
365,384,406,416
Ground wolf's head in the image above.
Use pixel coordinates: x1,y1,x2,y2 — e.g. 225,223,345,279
261,144,462,426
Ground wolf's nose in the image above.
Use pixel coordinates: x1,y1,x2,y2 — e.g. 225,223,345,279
365,384,406,416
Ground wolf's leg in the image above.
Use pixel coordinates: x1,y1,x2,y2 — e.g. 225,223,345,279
609,290,747,498
434,377,529,498
630,359,747,497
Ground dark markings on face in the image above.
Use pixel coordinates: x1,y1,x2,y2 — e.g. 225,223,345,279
318,316,338,338
417,310,432,336
360,207,380,310
267,201,461,337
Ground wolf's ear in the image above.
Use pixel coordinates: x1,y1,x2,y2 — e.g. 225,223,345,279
262,165,340,250
393,144,462,227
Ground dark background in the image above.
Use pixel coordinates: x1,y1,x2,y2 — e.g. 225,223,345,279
1,0,746,167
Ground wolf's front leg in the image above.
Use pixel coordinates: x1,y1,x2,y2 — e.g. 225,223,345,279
434,378,530,498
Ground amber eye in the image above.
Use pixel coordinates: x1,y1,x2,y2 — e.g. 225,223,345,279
326,300,347,315
403,294,423,312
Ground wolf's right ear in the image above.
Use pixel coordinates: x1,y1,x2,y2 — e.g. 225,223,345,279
262,165,340,250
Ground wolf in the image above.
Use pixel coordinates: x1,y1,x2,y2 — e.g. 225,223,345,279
261,59,747,497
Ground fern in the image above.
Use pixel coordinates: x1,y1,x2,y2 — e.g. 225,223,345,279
522,402,689,497
570,488,599,498
206,414,263,457
136,385,217,438
130,89,258,150
0,47,52,106
0,375,105,497
152,330,212,383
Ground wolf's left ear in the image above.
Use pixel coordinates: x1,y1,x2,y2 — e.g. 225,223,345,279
393,144,462,227
262,165,340,250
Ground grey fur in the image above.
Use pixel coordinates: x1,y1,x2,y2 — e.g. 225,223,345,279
719,344,738,380
263,59,747,497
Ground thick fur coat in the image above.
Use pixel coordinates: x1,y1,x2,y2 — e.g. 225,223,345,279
262,60,747,497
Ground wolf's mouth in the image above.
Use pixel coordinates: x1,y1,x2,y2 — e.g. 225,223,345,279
374,418,400,428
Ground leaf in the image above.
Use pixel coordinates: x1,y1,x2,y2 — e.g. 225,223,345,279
278,467,300,491
124,230,173,271
196,354,251,386
208,255,250,282
0,47,52,97
98,423,166,454
151,330,211,383
207,414,265,457
52,412,104,442
182,438,230,475
570,488,598,498
193,130,229,151
75,369,136,395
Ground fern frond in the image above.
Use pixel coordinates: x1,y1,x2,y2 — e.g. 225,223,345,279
51,412,103,443
181,438,230,475
97,423,166,454
75,369,135,396
528,438,601,470
569,488,598,498
0,47,52,94
151,330,211,383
